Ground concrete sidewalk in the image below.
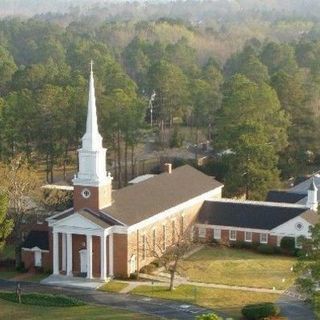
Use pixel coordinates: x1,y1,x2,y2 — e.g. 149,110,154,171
138,273,284,294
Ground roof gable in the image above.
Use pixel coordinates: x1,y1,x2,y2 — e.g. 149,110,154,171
55,211,106,230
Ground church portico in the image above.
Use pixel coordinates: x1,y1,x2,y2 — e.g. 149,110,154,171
50,214,113,281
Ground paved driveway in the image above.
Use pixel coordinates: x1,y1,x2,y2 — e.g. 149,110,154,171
277,290,315,320
0,279,218,320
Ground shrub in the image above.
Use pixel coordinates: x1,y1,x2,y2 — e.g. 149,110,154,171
196,313,222,320
257,244,275,255
129,272,138,280
140,263,157,274
242,302,280,319
280,237,295,252
230,240,255,250
0,291,85,307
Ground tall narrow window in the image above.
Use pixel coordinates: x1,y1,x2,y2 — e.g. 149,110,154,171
260,233,268,244
142,234,146,260
199,226,206,238
152,229,156,253
180,215,184,235
229,230,237,241
172,220,176,244
213,229,221,240
245,232,252,242
162,225,166,251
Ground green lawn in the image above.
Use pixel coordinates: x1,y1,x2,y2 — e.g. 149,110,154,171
99,281,129,293
0,299,158,320
132,284,279,318
178,246,296,290
0,270,19,280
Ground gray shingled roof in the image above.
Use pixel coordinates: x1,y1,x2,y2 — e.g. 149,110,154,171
197,200,309,230
102,165,223,226
23,231,49,250
265,191,306,204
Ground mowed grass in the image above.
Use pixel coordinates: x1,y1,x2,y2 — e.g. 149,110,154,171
178,246,296,290
0,270,19,280
0,299,158,320
132,284,279,318
99,281,128,293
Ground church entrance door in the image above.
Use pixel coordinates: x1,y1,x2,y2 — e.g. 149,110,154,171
79,249,87,274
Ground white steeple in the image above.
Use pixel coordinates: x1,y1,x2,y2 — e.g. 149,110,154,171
73,62,112,187
307,177,318,211
82,61,103,151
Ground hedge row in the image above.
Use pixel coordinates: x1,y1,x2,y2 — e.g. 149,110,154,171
0,291,85,307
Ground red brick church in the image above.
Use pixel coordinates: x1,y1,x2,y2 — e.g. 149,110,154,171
21,65,318,281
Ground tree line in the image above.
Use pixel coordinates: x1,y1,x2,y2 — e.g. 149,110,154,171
1,16,320,199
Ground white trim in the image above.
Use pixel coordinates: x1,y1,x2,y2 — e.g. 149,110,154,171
245,231,252,242
62,233,67,272
86,235,93,279
127,188,222,232
260,233,268,244
101,234,107,280
53,232,59,275
213,228,221,240
21,247,49,253
229,230,237,241
209,198,307,209
34,250,42,267
198,226,206,238
108,234,114,277
47,208,74,222
196,223,269,234
66,233,73,276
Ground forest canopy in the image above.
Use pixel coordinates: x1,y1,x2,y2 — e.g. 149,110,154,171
1,1,320,199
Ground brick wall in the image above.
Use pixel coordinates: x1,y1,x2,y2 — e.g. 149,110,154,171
196,225,280,248
21,250,50,271
124,200,205,278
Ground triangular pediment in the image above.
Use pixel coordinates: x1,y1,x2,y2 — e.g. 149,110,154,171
55,212,103,230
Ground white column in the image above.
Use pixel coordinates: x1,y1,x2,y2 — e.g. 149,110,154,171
53,231,59,275
108,234,114,277
86,234,93,279
61,233,67,272
100,234,107,281
66,233,73,276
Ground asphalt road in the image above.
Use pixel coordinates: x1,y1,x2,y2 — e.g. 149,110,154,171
277,294,315,320
0,279,216,320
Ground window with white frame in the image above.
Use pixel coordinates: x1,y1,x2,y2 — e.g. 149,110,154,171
260,233,268,244
198,226,206,238
229,230,237,241
213,229,221,240
162,225,166,251
130,255,137,274
245,232,252,242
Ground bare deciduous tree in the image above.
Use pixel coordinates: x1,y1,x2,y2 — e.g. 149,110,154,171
146,224,194,291
0,156,40,267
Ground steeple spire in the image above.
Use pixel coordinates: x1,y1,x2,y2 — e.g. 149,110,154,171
82,60,103,151
73,61,112,194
